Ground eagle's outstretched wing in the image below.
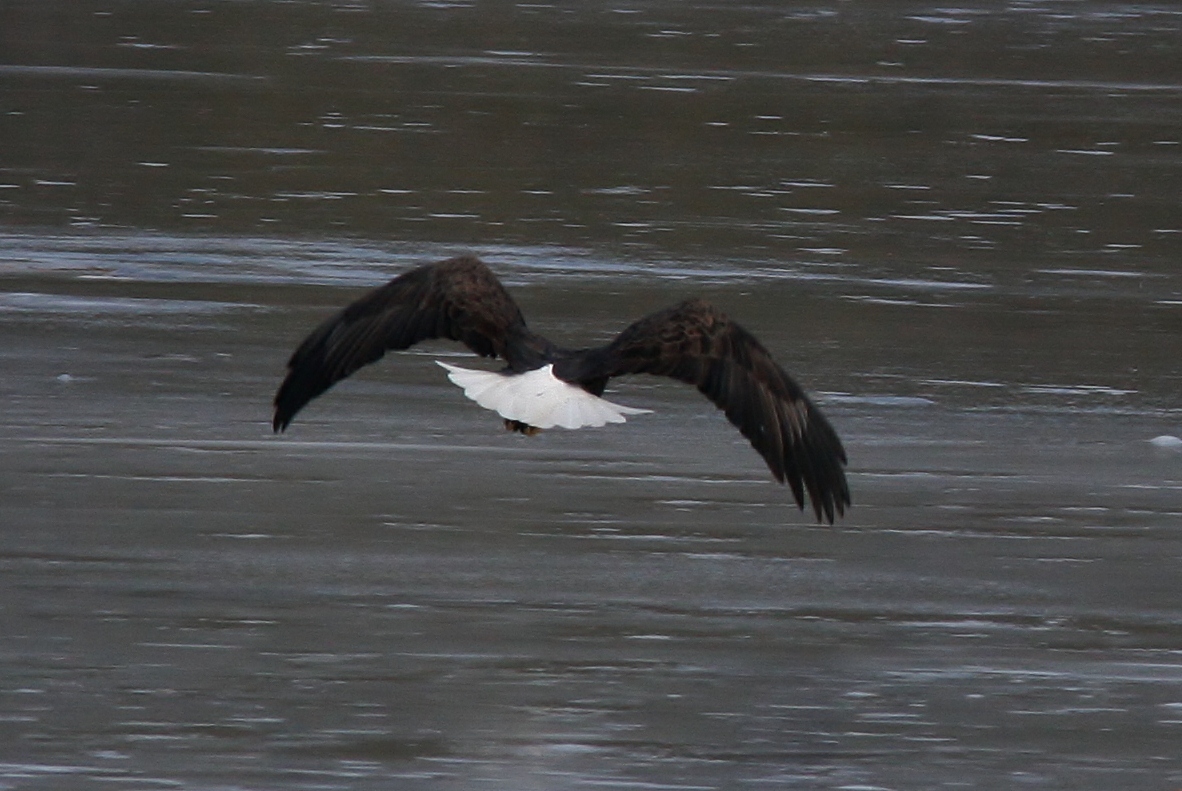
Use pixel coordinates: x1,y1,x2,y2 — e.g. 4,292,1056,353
558,298,849,523
273,256,531,432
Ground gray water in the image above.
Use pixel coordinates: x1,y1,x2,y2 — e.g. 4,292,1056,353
3,2,1182,789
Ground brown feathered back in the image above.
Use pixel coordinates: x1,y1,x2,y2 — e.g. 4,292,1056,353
273,258,849,523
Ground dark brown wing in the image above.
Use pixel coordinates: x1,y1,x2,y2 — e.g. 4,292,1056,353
273,255,533,432
560,298,849,523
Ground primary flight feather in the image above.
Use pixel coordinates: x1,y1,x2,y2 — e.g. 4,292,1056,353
273,255,850,522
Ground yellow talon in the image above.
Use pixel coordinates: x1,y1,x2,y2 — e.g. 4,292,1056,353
504,419,542,436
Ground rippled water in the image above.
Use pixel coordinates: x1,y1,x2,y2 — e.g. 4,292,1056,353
3,2,1182,789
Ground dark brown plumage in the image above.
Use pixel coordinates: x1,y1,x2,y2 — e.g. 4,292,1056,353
274,255,849,522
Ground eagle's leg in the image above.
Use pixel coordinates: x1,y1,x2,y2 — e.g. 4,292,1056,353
504,419,543,436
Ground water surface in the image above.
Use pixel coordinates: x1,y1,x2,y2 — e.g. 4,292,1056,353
2,2,1182,789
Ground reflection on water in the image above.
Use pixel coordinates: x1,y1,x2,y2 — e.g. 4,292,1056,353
3,1,1182,789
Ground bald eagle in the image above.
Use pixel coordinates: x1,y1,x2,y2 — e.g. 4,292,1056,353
273,256,849,522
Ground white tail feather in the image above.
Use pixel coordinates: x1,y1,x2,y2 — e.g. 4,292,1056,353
436,361,651,430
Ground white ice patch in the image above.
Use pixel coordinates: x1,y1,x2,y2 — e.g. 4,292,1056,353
1149,434,1182,452
436,361,651,430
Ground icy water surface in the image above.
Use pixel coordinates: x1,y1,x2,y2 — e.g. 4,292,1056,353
3,2,1182,789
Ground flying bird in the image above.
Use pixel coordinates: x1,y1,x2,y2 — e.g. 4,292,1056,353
273,256,850,522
